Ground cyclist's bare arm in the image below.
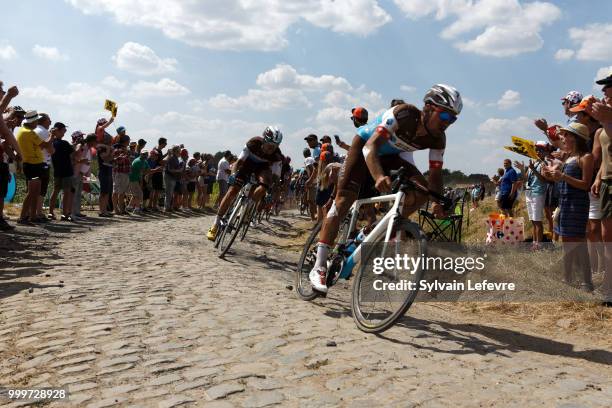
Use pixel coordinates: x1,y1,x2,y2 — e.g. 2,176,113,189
427,167,443,195
363,132,390,193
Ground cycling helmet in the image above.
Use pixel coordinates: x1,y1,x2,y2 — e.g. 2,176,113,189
12,105,25,113
263,126,283,145
423,84,463,115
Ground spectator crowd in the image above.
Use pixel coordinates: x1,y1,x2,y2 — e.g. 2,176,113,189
0,81,237,231
489,71,612,305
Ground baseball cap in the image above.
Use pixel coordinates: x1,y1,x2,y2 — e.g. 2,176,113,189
71,131,84,144
351,106,368,122
561,91,583,105
560,122,590,141
117,126,126,133
140,149,149,155
304,134,317,141
546,125,560,142
320,135,332,143
569,96,597,113
595,70,612,86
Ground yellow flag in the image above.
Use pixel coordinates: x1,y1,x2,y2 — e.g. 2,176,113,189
511,136,538,160
504,145,533,160
104,99,118,117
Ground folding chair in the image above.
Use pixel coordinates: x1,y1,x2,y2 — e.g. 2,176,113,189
83,174,101,210
418,188,468,242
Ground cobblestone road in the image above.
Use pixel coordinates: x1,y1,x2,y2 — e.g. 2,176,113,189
1,211,611,407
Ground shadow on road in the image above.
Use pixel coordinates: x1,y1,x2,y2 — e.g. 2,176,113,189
299,290,612,366
0,211,208,301
381,316,612,366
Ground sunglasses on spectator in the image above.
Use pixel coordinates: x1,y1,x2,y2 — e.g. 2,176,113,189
432,106,457,124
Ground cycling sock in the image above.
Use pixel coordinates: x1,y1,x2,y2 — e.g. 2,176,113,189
315,243,331,269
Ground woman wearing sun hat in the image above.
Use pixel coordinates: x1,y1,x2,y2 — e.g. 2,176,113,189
545,122,594,291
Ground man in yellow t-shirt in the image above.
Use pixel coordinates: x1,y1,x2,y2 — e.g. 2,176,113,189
16,110,53,224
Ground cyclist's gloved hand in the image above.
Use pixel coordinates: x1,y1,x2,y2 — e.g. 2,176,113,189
228,174,236,185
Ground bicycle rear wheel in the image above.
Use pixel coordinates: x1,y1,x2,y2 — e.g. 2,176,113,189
218,198,246,258
351,220,427,333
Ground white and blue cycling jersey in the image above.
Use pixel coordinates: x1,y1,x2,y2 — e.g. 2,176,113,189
357,106,445,169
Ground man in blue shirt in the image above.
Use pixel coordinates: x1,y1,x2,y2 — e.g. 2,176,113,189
500,159,518,217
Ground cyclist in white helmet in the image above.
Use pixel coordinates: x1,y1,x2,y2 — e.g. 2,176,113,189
308,84,463,293
207,126,284,241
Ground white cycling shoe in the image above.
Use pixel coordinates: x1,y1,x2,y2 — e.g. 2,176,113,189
309,266,328,293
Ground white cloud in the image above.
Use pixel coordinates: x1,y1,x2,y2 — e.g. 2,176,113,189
568,23,612,61
32,45,69,61
67,0,391,51
400,85,416,93
187,99,206,112
210,64,363,111
322,87,383,109
112,42,177,75
316,106,348,124
316,87,384,129
462,97,480,109
497,90,521,110
0,41,17,60
128,78,190,98
22,82,107,106
475,116,534,147
554,49,575,61
121,101,145,113
256,64,351,91
209,88,311,111
151,111,269,153
101,75,127,89
394,0,561,57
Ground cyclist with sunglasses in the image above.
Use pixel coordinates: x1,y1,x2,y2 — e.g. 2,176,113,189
308,84,463,293
207,126,284,241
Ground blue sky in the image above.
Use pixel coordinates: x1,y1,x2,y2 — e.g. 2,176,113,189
1,0,611,174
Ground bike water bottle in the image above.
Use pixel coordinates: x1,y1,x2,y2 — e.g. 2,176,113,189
343,240,357,256
355,228,367,245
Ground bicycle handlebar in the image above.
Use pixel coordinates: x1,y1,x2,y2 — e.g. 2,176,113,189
390,167,454,210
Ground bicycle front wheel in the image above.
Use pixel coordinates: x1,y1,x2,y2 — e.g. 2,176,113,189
239,201,257,241
351,220,427,333
218,198,246,258
295,222,322,301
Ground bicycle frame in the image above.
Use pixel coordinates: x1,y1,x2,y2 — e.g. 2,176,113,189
338,189,406,279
